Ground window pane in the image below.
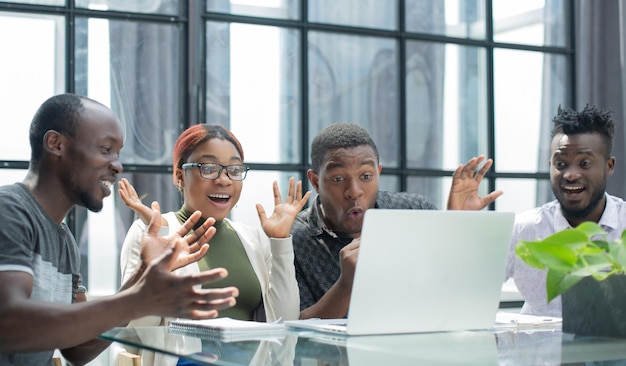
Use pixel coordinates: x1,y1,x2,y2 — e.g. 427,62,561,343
406,41,488,170
380,174,399,192
494,49,566,173
0,0,63,5
207,0,299,20
75,0,179,14
0,169,27,186
0,12,65,161
495,178,552,213
308,31,399,166
205,22,301,164
493,0,566,47
308,0,397,30
231,170,304,231
74,17,182,165
405,0,487,39
407,176,456,210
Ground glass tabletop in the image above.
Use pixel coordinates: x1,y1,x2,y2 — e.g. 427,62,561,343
100,324,626,365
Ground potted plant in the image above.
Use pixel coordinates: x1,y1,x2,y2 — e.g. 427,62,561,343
515,222,626,337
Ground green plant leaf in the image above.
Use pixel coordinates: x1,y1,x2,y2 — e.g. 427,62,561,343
609,238,626,270
542,229,590,250
522,241,578,272
576,221,606,239
515,224,626,303
515,241,546,269
546,270,584,302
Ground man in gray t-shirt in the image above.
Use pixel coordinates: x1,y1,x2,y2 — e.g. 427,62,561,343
0,94,238,365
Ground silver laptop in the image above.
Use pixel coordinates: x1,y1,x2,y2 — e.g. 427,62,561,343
285,209,514,336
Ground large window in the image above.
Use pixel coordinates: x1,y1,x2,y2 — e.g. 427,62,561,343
0,0,573,294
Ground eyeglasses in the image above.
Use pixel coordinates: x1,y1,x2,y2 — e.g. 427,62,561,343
182,162,249,181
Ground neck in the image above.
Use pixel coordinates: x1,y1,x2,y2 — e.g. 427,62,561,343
22,170,72,223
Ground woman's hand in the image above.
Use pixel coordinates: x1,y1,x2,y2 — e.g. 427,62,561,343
256,177,311,238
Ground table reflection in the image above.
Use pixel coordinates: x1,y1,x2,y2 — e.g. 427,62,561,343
99,325,626,365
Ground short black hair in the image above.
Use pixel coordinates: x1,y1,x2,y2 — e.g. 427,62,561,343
29,93,86,167
551,104,615,158
310,123,379,172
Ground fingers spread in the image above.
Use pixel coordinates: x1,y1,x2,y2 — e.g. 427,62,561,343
176,210,203,237
273,180,282,205
145,202,162,236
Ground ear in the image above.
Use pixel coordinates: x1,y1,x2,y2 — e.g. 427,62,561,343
43,130,64,157
606,156,616,177
307,169,319,192
378,163,383,174
174,169,184,188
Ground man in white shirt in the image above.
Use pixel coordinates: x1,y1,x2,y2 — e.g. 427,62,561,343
505,104,626,317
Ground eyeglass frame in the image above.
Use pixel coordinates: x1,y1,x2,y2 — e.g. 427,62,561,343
181,162,250,181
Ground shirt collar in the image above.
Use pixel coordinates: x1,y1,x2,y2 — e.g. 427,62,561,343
553,192,617,231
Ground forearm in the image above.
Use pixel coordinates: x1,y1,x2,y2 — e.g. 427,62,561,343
299,282,351,319
61,338,112,366
267,237,300,320
0,291,140,353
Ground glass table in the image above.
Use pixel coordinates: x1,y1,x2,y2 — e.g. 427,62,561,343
100,323,626,365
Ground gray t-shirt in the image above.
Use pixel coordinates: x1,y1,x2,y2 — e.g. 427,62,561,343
0,183,81,365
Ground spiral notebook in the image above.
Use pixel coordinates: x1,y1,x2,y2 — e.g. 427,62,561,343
285,209,515,336
169,317,285,341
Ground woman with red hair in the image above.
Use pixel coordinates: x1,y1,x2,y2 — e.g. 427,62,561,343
117,124,309,365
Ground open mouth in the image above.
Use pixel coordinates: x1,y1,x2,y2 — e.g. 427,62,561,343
563,185,585,195
100,180,114,195
209,193,230,203
347,207,364,220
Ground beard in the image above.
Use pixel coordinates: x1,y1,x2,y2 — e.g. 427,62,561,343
64,175,104,212
558,186,605,221
79,190,104,212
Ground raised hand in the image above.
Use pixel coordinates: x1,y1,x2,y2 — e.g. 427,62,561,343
134,244,238,320
118,178,155,225
447,155,503,210
256,177,311,238
140,201,215,271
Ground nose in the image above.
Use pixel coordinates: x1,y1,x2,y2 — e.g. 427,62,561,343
562,166,581,181
214,166,231,183
111,158,123,175
344,179,364,201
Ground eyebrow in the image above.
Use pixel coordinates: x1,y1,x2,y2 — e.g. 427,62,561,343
552,149,595,157
326,159,377,171
196,154,242,162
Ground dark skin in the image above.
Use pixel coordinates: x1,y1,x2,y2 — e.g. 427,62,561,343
0,99,238,365
300,145,502,319
549,132,615,227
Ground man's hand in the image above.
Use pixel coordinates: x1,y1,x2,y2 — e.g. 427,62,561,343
337,238,360,291
256,177,311,238
447,155,503,210
134,244,238,320
141,201,215,271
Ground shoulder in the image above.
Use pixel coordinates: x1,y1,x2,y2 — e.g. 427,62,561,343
0,183,45,224
376,191,438,209
606,193,626,210
0,183,33,207
512,200,563,239
292,199,323,237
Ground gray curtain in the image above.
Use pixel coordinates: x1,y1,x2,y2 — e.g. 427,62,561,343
576,0,626,199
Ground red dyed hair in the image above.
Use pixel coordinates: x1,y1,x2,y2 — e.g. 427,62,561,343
172,124,244,184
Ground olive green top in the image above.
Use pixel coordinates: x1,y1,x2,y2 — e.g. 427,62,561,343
176,207,262,320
